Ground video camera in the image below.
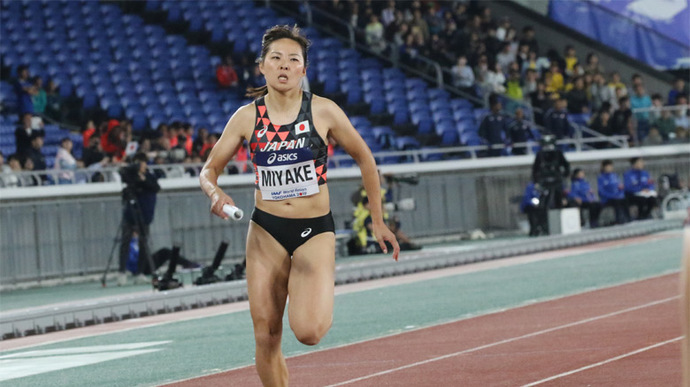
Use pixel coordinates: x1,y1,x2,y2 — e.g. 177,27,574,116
385,173,419,185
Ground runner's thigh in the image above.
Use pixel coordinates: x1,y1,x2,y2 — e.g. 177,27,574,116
287,233,336,335
246,221,292,330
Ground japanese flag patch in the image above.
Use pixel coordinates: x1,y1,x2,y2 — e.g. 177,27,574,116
295,120,310,135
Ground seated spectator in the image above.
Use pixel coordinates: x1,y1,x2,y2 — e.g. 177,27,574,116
566,76,589,113
101,119,126,160
673,95,689,130
44,79,63,122
484,63,506,94
584,53,604,76
192,127,209,156
608,71,627,97
668,78,688,106
496,43,515,72
31,76,47,115
611,96,634,141
529,81,553,125
216,55,239,89
478,99,509,157
563,45,578,78
246,64,265,89
54,137,77,184
589,109,612,138
15,113,45,156
522,68,538,96
597,159,629,224
631,73,644,89
26,133,46,170
13,64,36,116
507,108,535,155
519,181,545,236
649,93,664,122
21,157,41,186
568,168,601,228
547,62,564,92
654,109,676,141
505,70,523,101
623,157,657,220
82,135,106,167
630,84,652,139
365,14,386,54
670,126,689,143
642,127,664,146
4,153,23,187
543,97,574,139
590,73,614,113
201,132,220,160
451,55,475,94
518,26,539,56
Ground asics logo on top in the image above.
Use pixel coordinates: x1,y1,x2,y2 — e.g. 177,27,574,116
267,153,298,165
257,126,268,139
300,228,312,237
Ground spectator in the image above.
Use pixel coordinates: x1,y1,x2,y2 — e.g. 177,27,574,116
642,127,664,146
529,81,553,125
568,168,601,228
507,107,535,155
630,84,652,138
611,96,634,141
380,0,396,27
478,99,509,157
31,76,47,115
474,54,490,84
608,72,627,97
623,157,657,220
495,43,515,72
563,45,578,78
566,76,589,113
484,63,506,94
522,68,538,96
451,55,475,94
548,62,564,92
597,159,629,224
673,95,689,130
216,55,239,89
365,14,386,54
21,157,40,186
192,127,209,156
54,137,77,184
518,26,539,55
505,70,523,101
0,151,8,174
631,73,644,88
589,109,613,137
82,135,106,167
13,64,36,116
543,97,573,139
82,120,97,147
25,133,47,171
590,73,615,112
181,123,194,156
246,64,265,89
101,119,126,160
584,53,604,76
201,132,220,160
670,127,690,143
668,78,688,106
15,113,45,156
649,93,664,122
654,108,676,141
44,79,62,122
4,154,23,187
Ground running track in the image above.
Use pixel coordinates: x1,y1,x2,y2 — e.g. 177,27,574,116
165,274,681,386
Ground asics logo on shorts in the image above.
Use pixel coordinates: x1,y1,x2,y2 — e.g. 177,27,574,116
300,228,312,237
267,152,298,165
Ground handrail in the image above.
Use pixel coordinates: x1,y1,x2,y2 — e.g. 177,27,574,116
632,105,688,113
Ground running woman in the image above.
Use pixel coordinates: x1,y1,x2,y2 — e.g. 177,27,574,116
200,25,400,386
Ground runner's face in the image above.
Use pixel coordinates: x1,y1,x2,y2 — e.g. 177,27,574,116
260,38,306,91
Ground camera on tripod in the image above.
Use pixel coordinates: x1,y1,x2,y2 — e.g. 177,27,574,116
385,173,419,186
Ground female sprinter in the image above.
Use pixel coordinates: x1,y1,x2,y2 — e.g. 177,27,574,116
199,25,400,386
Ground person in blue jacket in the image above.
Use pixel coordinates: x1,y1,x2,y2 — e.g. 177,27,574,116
623,157,657,220
597,159,629,224
520,181,546,236
568,168,601,228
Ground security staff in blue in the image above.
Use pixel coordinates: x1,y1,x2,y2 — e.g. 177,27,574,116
520,181,546,236
568,168,601,228
507,107,536,155
478,98,509,157
597,159,629,224
544,97,574,140
623,157,657,220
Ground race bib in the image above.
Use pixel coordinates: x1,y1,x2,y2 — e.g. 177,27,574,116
255,148,319,201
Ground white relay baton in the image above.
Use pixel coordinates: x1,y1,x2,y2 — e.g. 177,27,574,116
222,204,244,221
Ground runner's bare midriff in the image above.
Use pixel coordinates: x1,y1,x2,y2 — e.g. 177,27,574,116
254,185,331,219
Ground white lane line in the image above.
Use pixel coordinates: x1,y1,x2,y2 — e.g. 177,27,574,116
324,296,680,387
522,336,684,386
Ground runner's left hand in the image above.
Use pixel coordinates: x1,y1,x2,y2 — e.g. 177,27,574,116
373,222,400,261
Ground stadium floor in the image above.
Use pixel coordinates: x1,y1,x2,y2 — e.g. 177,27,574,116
0,230,683,386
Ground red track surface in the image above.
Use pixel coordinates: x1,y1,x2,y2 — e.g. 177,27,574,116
164,274,681,387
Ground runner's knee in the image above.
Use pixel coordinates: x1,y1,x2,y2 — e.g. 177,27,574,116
254,320,283,350
292,317,332,346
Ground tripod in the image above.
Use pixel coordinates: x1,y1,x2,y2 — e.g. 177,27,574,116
101,189,157,287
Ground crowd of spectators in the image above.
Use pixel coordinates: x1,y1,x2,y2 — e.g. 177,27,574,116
313,0,690,146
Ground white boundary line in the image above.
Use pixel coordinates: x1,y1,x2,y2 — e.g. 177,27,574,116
324,296,680,387
522,336,684,386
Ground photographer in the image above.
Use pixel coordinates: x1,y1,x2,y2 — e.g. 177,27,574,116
118,152,160,285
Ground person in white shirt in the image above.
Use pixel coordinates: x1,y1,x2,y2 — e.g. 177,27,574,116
54,137,77,184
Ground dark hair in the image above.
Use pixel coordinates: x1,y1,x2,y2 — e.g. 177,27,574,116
571,168,582,180
246,25,310,99
651,93,662,101
630,157,641,165
60,137,71,145
133,152,148,163
601,159,613,171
